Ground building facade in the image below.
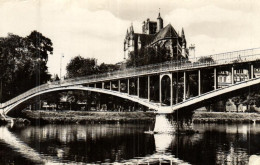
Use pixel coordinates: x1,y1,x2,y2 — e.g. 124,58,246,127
218,68,260,88
123,12,189,61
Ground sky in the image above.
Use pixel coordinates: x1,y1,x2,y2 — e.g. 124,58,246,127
0,0,260,77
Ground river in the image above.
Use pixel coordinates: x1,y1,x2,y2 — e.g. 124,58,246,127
0,123,260,164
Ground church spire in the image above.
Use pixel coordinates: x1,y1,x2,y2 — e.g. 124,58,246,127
125,29,129,37
129,23,134,33
181,28,185,38
181,28,186,43
157,8,163,32
157,8,161,18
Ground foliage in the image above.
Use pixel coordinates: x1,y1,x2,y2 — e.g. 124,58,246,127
198,56,214,63
66,56,119,78
98,63,120,73
66,56,97,78
126,46,171,67
0,31,53,102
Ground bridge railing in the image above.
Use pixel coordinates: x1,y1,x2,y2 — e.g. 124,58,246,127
1,47,260,108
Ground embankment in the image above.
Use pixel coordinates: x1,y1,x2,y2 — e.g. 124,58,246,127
22,110,156,125
193,111,260,124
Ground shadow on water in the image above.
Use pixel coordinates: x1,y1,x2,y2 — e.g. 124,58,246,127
1,123,260,164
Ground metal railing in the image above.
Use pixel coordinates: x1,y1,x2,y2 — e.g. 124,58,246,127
1,47,260,109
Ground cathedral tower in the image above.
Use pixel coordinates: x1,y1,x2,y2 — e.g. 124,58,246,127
157,12,163,32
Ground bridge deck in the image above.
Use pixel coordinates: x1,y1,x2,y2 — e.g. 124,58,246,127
1,47,260,114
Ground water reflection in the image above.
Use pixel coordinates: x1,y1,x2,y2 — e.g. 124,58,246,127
9,124,156,164
1,123,260,164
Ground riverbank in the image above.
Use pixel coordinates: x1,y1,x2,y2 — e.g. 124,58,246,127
193,111,260,124
6,110,260,125
22,110,156,124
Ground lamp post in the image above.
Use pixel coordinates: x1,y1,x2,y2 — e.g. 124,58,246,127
60,54,64,81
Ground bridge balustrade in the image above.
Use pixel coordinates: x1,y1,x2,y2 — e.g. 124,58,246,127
1,47,260,109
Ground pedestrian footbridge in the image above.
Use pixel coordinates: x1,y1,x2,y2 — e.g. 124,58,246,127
0,48,260,116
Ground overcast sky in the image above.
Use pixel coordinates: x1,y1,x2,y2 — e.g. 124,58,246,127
1,0,260,77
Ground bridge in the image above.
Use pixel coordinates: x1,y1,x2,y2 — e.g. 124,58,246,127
1,47,260,117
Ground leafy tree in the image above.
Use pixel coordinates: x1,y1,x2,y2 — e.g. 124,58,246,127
126,46,171,67
26,31,53,61
0,31,53,102
66,56,119,78
98,63,119,73
66,56,98,78
198,56,214,63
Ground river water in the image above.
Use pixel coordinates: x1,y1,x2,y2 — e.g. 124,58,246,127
0,123,260,165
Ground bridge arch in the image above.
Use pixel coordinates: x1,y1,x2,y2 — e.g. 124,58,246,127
160,73,173,106
3,85,159,115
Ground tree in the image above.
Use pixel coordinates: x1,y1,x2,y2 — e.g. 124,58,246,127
98,63,119,73
0,31,53,102
66,56,119,78
66,56,98,78
126,46,171,68
198,56,214,63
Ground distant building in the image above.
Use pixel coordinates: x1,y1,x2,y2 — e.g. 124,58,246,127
218,68,260,88
123,12,189,61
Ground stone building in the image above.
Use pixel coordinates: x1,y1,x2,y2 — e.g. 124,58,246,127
123,12,189,61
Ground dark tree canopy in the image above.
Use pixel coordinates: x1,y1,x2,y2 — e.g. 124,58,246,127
0,31,53,102
66,56,98,78
98,63,120,74
198,56,214,63
126,46,171,68
66,56,119,78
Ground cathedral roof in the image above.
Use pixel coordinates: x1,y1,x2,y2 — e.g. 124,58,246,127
151,24,179,44
124,24,180,47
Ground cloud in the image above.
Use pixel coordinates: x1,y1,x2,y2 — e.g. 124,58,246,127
1,0,260,77
0,0,137,77
164,4,260,56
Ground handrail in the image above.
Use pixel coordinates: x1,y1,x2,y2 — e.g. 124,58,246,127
1,47,260,108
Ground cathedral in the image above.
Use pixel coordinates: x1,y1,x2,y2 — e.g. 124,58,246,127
124,12,189,61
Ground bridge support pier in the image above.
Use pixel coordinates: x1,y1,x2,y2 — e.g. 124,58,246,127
137,77,140,97
183,71,186,101
94,84,96,88
110,81,112,90
148,76,150,101
127,79,130,95
250,64,254,79
214,68,218,90
198,70,201,96
170,74,173,106
231,66,234,84
159,76,162,105
118,80,121,92
102,82,104,89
